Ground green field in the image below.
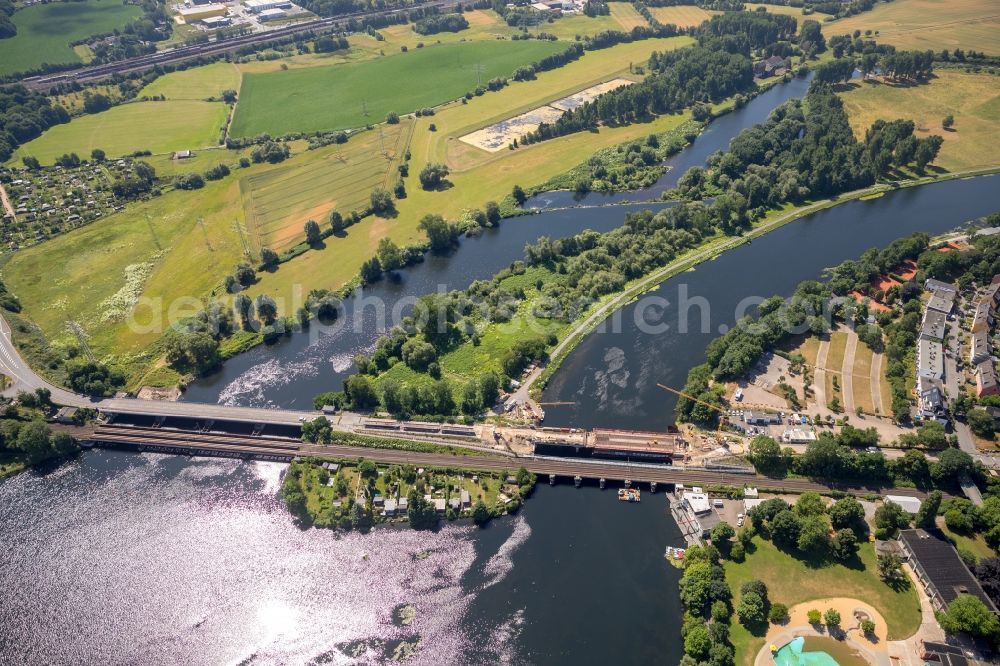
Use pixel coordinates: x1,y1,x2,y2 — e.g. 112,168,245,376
242,122,410,251
830,0,1000,54
725,538,921,665
138,62,243,100
12,100,228,164
0,0,142,76
229,40,567,137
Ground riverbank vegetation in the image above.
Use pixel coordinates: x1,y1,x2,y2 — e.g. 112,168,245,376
279,456,536,530
0,388,82,477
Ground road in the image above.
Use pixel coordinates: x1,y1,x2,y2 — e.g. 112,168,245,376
19,0,461,90
0,316,98,407
0,182,15,219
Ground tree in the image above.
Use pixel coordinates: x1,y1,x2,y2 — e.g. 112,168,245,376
794,491,826,517
329,210,346,232
936,595,1000,638
418,162,450,189
768,603,789,624
829,496,865,530
90,148,106,162
683,624,711,661
385,111,400,124
304,219,322,245
15,420,54,463
376,238,403,272
915,490,943,529
255,295,277,324
485,200,501,226
807,609,822,625
512,184,526,205
877,553,904,583
711,521,736,546
234,294,253,326
797,516,831,555
967,408,995,438
831,527,859,561
874,501,909,534
370,187,394,215
861,619,876,635
748,435,788,476
942,115,954,129
260,247,279,268
770,509,801,547
401,338,437,371
932,448,974,485
344,375,378,410
418,214,456,252
472,498,491,526
738,591,767,628
824,608,841,627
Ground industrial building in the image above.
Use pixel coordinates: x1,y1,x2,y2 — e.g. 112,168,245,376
201,15,231,27
258,7,286,20
177,3,227,22
245,0,292,12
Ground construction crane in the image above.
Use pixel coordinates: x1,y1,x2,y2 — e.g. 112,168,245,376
656,383,729,443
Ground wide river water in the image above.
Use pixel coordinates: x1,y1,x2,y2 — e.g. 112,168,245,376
4,74,1000,665
0,450,683,665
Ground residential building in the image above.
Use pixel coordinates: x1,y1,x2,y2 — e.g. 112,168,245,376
983,281,1000,306
898,529,999,613
926,290,955,314
753,55,787,77
972,300,993,333
976,360,999,397
970,329,991,365
917,338,944,381
924,278,958,294
918,381,947,424
920,308,947,341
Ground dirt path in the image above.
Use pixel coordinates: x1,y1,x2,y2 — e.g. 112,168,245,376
841,331,859,415
0,182,15,219
870,351,885,416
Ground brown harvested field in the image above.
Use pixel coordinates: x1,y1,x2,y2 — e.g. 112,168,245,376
839,71,1000,173
648,5,718,28
829,0,1000,54
241,121,410,252
852,342,876,414
609,2,648,30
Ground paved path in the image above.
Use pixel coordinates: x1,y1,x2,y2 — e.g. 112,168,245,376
888,564,945,666
0,316,97,407
841,330,859,415
0,182,14,219
871,350,885,416
813,335,831,412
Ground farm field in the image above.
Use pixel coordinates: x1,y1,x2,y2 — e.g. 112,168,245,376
743,3,831,27
648,5,718,28
829,0,1000,54
138,62,242,100
242,36,694,310
609,2,648,30
11,100,228,165
725,538,921,666
839,71,1000,172
229,40,567,136
242,121,411,252
0,0,142,76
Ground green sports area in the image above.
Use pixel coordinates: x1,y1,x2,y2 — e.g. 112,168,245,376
229,40,567,136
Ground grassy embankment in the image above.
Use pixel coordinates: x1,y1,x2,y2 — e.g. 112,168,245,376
1,35,691,388
724,538,922,666
838,71,1000,173
0,0,142,76
829,0,1000,54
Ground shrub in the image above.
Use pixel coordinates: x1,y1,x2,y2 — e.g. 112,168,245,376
768,603,789,624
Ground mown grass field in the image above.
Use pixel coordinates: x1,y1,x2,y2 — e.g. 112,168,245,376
852,340,876,414
648,5,718,28
609,2,648,30
0,0,142,75
839,71,1000,172
11,100,228,165
743,3,831,27
242,121,411,252
829,0,1000,54
229,40,567,136
725,538,921,666
138,62,242,100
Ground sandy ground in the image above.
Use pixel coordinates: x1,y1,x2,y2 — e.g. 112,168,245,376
459,78,634,152
756,597,889,666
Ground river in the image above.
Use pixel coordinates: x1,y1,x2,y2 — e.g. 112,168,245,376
182,73,815,408
0,450,683,665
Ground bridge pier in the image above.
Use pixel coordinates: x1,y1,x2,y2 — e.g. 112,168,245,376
549,474,556,485
599,478,606,489
650,481,657,493
574,475,582,488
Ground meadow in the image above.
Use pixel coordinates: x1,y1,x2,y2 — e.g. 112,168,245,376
11,100,229,165
0,0,142,76
648,5,718,28
242,121,411,252
839,71,1000,172
829,0,1000,54
229,40,567,136
138,62,243,100
608,2,648,31
742,3,831,27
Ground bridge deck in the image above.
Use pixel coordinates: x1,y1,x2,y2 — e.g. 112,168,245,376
98,398,320,427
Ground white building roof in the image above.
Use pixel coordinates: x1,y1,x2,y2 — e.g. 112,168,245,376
917,338,943,380
684,491,711,515
885,495,922,514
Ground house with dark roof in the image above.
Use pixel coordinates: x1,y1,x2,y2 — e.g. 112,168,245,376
898,529,999,613
753,55,788,78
